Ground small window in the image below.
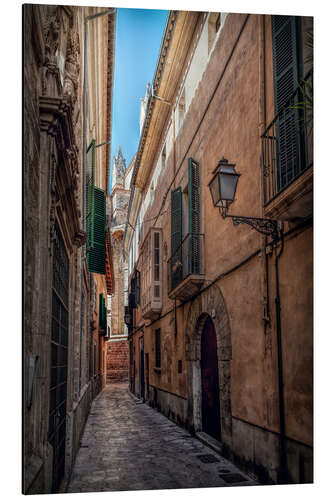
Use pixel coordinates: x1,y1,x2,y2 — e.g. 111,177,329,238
130,341,133,364
162,145,166,169
178,88,186,128
215,13,221,32
94,342,97,375
150,182,155,205
155,328,161,369
94,281,97,311
208,13,221,53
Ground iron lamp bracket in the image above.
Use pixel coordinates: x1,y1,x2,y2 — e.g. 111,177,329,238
220,207,280,241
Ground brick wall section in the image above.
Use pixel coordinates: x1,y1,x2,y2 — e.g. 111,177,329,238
106,341,129,383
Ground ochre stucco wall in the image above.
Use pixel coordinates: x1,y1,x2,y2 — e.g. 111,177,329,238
129,12,312,483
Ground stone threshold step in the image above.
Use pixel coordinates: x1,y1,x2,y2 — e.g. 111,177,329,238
195,431,223,455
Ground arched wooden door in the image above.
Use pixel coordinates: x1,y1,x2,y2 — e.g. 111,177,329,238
201,316,221,441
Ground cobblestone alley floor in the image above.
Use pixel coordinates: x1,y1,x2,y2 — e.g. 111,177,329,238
67,383,258,493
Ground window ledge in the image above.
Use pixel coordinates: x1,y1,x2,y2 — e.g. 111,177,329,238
264,166,313,221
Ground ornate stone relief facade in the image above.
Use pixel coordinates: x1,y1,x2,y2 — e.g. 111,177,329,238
42,6,61,96
63,23,81,106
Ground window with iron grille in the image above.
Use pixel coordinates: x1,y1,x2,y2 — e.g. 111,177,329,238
49,220,69,492
155,328,161,369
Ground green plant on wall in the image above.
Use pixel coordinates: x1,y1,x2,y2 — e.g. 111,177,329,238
290,29,313,126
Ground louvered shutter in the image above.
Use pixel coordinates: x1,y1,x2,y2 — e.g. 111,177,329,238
188,158,200,275
272,16,302,191
171,187,183,290
87,187,106,274
86,140,95,249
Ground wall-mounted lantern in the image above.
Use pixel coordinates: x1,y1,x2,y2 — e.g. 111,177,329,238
208,157,240,210
208,157,280,241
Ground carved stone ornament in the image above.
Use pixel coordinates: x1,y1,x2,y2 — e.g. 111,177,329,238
49,149,58,251
63,26,80,105
40,96,83,249
42,7,61,95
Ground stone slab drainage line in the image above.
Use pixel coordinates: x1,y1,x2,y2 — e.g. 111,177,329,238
79,8,116,393
152,14,250,228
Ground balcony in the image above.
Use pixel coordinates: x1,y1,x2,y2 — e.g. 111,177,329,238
142,286,162,320
168,233,204,301
261,70,313,220
141,228,162,320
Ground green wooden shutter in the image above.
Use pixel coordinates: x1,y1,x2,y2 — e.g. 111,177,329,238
170,187,182,289
86,140,95,249
188,158,200,275
272,16,302,191
87,187,106,274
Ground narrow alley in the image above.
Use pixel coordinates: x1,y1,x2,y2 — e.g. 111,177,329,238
23,5,313,494
67,383,257,493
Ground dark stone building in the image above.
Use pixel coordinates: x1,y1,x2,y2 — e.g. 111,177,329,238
23,5,115,493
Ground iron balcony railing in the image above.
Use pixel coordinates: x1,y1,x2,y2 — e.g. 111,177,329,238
261,70,313,206
167,233,204,294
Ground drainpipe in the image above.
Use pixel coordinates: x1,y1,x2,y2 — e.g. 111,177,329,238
258,14,270,323
274,230,287,482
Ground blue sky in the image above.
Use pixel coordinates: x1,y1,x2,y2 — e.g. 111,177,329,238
110,8,168,190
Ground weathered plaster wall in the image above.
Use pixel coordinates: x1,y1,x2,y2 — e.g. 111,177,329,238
129,12,312,484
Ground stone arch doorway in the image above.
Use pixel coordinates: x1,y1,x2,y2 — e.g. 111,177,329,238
201,315,221,440
185,285,232,454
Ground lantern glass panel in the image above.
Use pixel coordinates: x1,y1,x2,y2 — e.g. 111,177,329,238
209,174,222,207
219,172,238,201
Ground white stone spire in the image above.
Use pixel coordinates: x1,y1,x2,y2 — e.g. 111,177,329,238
112,145,126,190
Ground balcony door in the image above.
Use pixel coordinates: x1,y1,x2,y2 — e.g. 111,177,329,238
201,316,221,441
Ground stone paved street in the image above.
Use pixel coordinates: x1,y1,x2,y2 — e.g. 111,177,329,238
67,383,258,493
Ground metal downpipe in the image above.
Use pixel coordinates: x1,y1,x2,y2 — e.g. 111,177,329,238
274,229,287,482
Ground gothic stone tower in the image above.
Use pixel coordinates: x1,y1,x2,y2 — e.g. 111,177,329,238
106,147,132,382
